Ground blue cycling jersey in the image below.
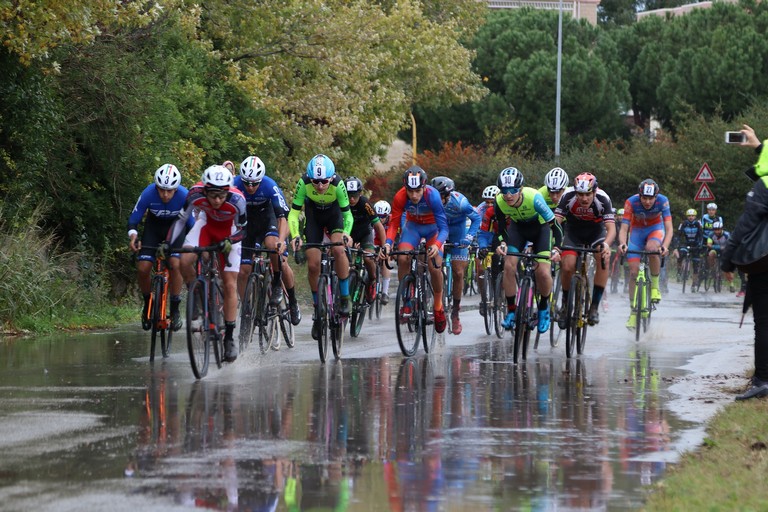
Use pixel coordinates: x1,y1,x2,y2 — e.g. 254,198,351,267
443,191,480,234
233,175,290,218
127,183,191,232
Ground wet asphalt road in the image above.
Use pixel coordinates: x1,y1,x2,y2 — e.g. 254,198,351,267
0,282,750,511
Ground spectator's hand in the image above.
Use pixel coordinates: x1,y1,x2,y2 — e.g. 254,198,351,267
742,124,761,148
219,238,232,255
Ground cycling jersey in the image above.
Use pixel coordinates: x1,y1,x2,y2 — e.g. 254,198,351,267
537,185,567,211
443,191,480,260
288,175,353,240
373,214,390,246
492,188,561,255
233,175,289,218
168,183,247,245
709,231,730,250
386,185,448,248
701,213,724,240
676,219,704,248
622,194,672,228
128,183,193,261
349,195,381,247
555,189,614,249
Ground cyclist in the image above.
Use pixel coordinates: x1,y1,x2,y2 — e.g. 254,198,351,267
167,164,247,362
672,208,704,289
701,202,723,241
487,167,562,333
373,200,393,304
344,176,386,303
288,154,353,340
539,166,570,211
382,166,449,333
618,178,673,329
128,164,192,331
234,156,301,325
706,221,735,290
431,176,480,335
475,185,500,316
609,208,630,293
553,172,615,326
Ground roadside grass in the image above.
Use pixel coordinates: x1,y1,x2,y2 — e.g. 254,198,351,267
643,398,768,511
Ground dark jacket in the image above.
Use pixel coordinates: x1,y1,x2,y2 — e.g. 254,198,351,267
722,143,768,275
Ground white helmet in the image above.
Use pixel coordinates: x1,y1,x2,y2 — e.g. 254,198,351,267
545,167,569,191
154,164,181,190
239,156,266,183
374,200,391,215
482,185,500,200
202,165,233,190
707,202,717,210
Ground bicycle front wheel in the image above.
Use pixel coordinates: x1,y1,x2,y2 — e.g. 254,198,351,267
186,279,209,379
258,272,272,354
278,294,295,348
317,275,331,362
577,288,590,355
149,276,163,362
239,274,258,353
565,276,582,358
482,269,493,335
681,258,690,294
494,272,506,339
549,268,563,348
349,270,365,338
634,276,644,342
396,274,421,357
422,276,436,353
513,278,530,364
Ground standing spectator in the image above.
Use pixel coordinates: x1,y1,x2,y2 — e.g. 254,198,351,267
722,124,768,400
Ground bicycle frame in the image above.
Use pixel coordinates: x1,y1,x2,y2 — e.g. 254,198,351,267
303,242,347,363
625,249,663,341
146,249,173,361
561,245,601,358
512,252,550,364
349,247,377,337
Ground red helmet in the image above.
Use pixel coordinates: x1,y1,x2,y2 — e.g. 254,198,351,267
573,172,597,193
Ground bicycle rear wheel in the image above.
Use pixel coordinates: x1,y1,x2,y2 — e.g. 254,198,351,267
513,278,530,364
442,265,453,334
577,290,590,355
548,267,562,348
239,274,258,353
186,279,209,379
278,293,295,348
210,279,226,368
396,274,421,357
257,272,273,353
643,277,652,334
349,270,366,338
317,274,331,362
681,258,690,294
634,277,644,342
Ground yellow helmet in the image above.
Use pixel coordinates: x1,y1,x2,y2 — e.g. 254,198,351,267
686,208,696,216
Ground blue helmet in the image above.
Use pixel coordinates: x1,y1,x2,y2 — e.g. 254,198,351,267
306,154,335,180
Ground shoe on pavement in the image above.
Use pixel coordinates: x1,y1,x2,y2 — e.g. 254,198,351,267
651,287,661,303
141,305,151,331
380,293,390,305
311,315,321,341
366,282,376,304
434,309,447,333
289,301,301,326
171,308,183,332
537,309,550,333
588,304,600,326
269,283,283,306
626,313,637,330
501,311,515,330
451,312,462,335
224,337,238,363
557,307,568,330
735,378,768,401
338,296,350,317
479,302,487,317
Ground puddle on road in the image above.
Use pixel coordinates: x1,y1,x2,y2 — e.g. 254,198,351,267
0,329,700,511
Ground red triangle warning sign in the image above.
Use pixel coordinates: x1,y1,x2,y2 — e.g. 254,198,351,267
694,183,715,201
694,163,715,182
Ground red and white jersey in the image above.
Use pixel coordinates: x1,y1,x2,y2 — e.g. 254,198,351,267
169,182,247,244
554,189,615,229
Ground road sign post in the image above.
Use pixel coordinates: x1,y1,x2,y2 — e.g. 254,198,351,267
694,163,715,215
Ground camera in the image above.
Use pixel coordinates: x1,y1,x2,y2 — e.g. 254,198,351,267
725,131,746,144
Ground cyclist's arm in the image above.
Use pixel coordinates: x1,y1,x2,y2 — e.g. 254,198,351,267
386,189,405,246
127,186,152,239
288,179,307,239
229,197,248,244
662,216,674,252
428,188,449,244
336,183,353,235
166,200,195,244
462,197,481,239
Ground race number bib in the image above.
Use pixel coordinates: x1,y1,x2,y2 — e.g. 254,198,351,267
641,184,655,196
407,174,421,188
313,159,326,179
500,174,514,187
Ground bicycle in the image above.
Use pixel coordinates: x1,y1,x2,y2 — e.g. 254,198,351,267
707,248,723,293
511,252,550,364
677,246,700,294
145,246,173,361
389,241,438,357
368,255,384,321
181,244,228,379
463,246,477,296
240,246,294,354
535,261,562,350
441,242,470,334
477,249,496,336
492,254,506,339
625,250,663,342
303,242,348,363
349,247,377,337
561,245,602,358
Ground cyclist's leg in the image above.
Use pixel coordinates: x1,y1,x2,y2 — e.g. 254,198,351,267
451,253,469,333
626,228,647,325
645,227,664,301
531,227,553,332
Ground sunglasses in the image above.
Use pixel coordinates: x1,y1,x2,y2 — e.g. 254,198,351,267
501,187,520,195
243,181,260,188
548,188,564,194
206,191,228,200
312,178,330,185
